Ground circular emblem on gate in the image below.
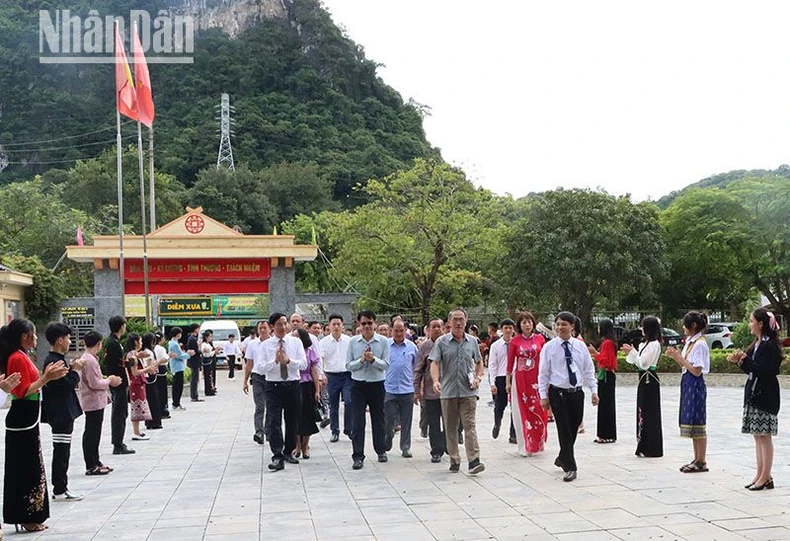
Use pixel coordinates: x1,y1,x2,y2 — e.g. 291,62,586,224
184,214,205,234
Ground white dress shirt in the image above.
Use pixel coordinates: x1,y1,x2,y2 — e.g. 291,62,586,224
320,333,351,373
681,332,710,374
153,344,168,363
223,341,241,357
626,341,661,370
488,338,510,386
538,337,597,400
255,334,308,381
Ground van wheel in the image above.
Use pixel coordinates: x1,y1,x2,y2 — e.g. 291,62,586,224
712,341,722,349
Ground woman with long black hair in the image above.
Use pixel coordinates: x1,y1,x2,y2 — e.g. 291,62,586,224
622,316,663,457
588,318,617,443
0,319,68,533
293,327,320,459
728,308,785,490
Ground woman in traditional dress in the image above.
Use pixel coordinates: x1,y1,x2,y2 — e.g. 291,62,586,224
728,308,784,490
294,328,320,459
666,311,710,473
506,311,547,456
1,318,68,533
588,318,617,443
126,334,155,441
622,316,663,457
141,333,163,431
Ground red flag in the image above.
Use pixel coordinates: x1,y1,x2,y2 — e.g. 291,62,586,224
76,226,84,246
132,23,155,128
114,22,138,121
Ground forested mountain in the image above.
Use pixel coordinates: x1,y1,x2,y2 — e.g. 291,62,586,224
0,0,436,203
655,164,790,208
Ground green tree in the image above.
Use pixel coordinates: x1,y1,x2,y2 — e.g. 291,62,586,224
260,162,339,225
1,254,63,325
327,159,500,324
500,189,667,329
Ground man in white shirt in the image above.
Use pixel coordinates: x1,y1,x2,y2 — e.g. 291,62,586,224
319,314,352,442
538,311,599,482
223,334,242,381
488,318,514,439
257,312,308,471
243,320,270,444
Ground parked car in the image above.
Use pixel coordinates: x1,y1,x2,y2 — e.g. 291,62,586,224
618,327,683,348
704,323,737,349
199,320,242,367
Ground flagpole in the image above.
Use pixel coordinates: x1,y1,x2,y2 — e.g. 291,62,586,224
149,126,155,232
116,109,126,318
137,121,151,327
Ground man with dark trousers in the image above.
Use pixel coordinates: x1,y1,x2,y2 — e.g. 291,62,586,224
538,311,599,482
414,318,445,463
260,313,308,471
346,310,390,470
41,322,85,500
185,324,203,402
105,315,135,455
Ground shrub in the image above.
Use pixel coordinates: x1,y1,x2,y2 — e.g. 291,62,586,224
616,348,790,374
166,366,191,386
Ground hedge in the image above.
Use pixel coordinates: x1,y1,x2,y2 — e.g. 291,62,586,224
616,349,790,374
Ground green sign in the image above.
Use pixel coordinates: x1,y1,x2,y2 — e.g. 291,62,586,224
159,297,213,316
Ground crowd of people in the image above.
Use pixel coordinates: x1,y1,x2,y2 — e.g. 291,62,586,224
0,305,782,534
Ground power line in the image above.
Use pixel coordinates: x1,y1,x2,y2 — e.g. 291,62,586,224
0,123,133,147
0,137,126,153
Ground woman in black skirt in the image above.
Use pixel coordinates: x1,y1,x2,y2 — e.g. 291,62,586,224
0,319,69,533
293,328,320,459
588,318,617,443
728,308,785,490
142,333,163,430
622,316,663,457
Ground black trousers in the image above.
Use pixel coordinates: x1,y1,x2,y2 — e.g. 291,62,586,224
172,371,184,407
351,380,386,461
549,385,585,472
110,384,128,447
188,359,200,399
265,380,301,461
425,398,445,457
50,418,74,495
145,380,162,429
227,355,236,379
493,376,508,427
82,409,104,470
157,373,169,415
202,358,215,396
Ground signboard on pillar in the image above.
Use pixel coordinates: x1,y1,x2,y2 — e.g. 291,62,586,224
123,258,271,295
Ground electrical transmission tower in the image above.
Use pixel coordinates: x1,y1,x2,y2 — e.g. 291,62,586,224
216,93,235,171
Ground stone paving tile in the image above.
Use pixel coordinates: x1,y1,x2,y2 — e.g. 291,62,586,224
7,377,790,539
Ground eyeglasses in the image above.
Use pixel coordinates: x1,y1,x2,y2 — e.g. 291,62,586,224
359,321,374,326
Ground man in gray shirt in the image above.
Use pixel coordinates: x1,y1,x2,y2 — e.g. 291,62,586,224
346,310,390,470
430,308,485,474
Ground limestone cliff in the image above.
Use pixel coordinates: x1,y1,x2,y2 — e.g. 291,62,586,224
170,0,292,38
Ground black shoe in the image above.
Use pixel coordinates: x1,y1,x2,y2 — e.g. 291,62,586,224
268,459,284,471
191,398,204,402
554,456,564,469
492,424,501,439
285,455,300,465
320,418,331,429
161,413,171,419
458,434,464,445
377,453,388,463
431,454,442,463
563,470,577,482
352,459,364,470
508,436,517,444
113,445,135,455
253,432,264,444
449,462,460,473
330,433,339,443
468,458,485,475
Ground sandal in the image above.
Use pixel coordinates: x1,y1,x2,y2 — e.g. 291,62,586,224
680,460,709,473
594,438,615,444
16,523,47,532
302,450,310,459
293,451,301,459
86,466,110,476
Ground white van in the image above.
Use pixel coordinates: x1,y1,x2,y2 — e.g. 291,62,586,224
199,320,242,367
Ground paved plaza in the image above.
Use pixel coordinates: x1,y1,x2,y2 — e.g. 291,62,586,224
4,373,790,540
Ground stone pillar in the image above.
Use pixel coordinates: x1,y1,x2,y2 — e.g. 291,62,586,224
94,268,123,336
269,266,296,316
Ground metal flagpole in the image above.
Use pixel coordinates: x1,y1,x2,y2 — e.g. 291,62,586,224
116,110,126,317
149,126,155,232
137,121,151,326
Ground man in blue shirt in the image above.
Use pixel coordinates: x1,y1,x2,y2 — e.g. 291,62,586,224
346,310,390,470
384,320,418,458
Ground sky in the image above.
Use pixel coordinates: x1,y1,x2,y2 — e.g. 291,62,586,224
320,0,790,201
